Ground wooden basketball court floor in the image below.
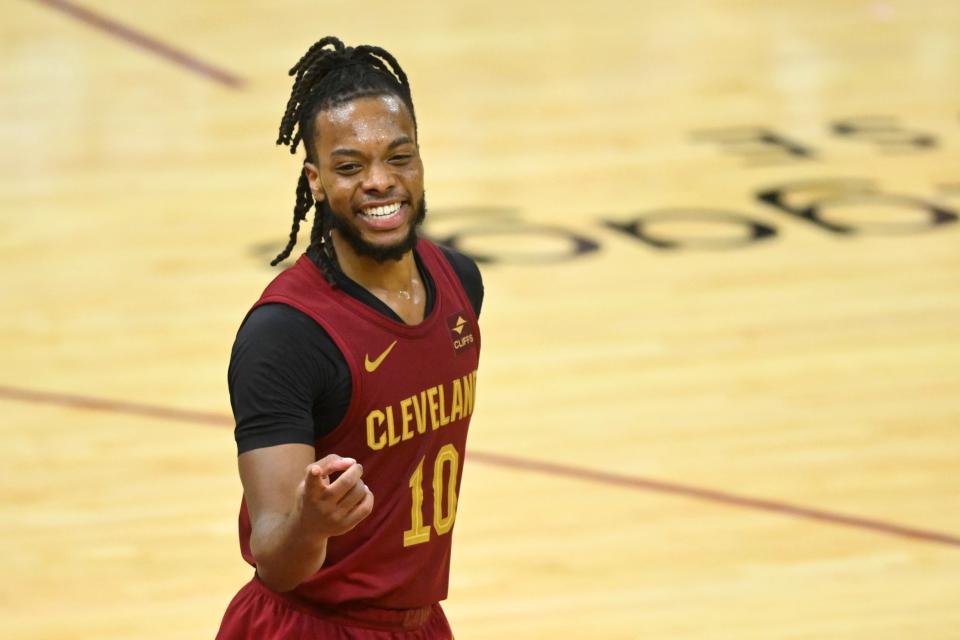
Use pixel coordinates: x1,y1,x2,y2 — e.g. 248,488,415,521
2,1,958,638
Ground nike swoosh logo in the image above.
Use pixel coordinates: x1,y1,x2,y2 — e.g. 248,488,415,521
364,340,398,373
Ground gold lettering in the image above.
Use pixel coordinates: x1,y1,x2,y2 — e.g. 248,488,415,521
413,391,428,434
366,410,387,450
373,373,479,451
386,405,400,447
450,379,463,422
400,397,415,441
427,386,440,430
462,373,474,417
437,383,450,426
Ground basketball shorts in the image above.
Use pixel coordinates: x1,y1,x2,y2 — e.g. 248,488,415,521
216,577,454,640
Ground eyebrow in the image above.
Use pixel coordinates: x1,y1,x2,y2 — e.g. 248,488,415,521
330,136,415,158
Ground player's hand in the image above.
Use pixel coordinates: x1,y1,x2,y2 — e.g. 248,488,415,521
297,454,374,537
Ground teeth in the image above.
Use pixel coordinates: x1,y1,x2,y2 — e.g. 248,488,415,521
362,202,402,218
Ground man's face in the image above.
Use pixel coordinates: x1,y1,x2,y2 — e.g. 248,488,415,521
304,94,425,262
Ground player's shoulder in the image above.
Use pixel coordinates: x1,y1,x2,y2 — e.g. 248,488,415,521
241,301,316,333
234,303,325,358
430,242,484,317
434,243,482,285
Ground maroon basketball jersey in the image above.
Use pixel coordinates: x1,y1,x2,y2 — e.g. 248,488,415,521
236,239,480,610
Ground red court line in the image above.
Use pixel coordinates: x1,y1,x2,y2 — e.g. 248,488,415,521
30,0,244,89
469,451,960,548
2,383,958,549
0,384,231,427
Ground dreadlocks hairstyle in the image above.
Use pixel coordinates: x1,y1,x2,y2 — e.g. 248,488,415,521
271,36,417,280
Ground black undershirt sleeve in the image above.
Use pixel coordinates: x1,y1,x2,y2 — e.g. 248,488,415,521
439,244,484,317
229,305,351,453
231,245,482,454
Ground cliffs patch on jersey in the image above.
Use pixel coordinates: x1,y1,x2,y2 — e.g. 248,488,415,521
447,312,475,355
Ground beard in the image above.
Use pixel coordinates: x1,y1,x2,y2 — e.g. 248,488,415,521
321,195,427,263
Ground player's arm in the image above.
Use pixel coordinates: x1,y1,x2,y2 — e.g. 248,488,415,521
239,445,373,592
228,305,372,592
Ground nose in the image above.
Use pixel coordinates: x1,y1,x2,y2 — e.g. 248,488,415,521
362,160,396,193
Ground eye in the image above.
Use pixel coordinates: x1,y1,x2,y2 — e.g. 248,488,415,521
390,154,412,164
336,163,361,174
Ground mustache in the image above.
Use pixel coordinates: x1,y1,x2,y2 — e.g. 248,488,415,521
315,196,427,263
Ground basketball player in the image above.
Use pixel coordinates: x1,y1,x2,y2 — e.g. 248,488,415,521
216,37,482,639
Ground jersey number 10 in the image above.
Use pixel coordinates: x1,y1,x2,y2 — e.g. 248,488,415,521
403,443,460,547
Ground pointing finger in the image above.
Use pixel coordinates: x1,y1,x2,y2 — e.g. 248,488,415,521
309,456,356,478
304,457,356,499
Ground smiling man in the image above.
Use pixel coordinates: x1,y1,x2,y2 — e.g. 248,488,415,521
216,37,483,640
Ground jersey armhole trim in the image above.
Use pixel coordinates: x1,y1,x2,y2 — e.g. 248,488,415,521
251,295,364,449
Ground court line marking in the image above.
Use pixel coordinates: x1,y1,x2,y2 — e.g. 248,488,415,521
2,383,958,549
29,0,244,89
469,451,960,548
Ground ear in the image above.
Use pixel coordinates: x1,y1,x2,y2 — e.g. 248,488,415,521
303,161,325,203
